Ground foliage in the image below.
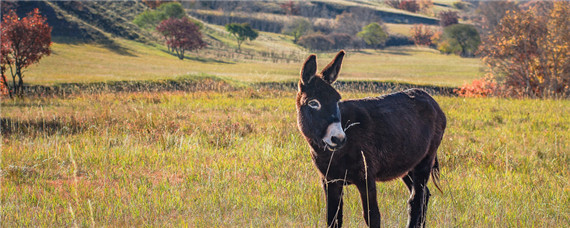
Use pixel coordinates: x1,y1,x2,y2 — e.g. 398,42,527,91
329,33,353,50
334,12,366,35
480,2,570,98
297,33,334,51
282,18,312,44
141,0,167,9
388,0,431,13
439,24,480,57
410,24,434,46
225,23,259,52
1,9,51,97
455,76,497,97
133,2,186,29
357,22,388,48
156,17,206,60
280,1,299,15
439,10,459,27
452,1,470,11
474,1,519,35
157,1,186,19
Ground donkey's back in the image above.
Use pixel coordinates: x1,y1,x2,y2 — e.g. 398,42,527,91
339,88,446,181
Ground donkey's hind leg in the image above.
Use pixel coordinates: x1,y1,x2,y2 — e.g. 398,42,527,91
403,156,434,228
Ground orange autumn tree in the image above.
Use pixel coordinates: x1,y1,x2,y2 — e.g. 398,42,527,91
1,9,52,97
479,2,570,98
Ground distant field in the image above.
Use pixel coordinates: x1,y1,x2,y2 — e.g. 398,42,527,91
2,87,568,226
25,38,482,87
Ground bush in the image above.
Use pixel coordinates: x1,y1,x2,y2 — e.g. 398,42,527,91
439,10,459,27
440,24,480,57
400,1,420,13
455,77,497,97
297,33,334,51
357,22,388,48
329,33,353,50
410,24,434,46
452,1,470,10
157,2,186,19
133,2,186,29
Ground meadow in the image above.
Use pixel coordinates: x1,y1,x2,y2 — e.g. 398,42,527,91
25,38,482,87
2,83,569,226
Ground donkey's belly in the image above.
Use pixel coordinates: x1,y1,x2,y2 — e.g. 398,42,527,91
372,145,430,182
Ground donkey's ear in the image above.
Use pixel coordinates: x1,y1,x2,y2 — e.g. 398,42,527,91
321,50,345,84
321,50,344,84
300,54,317,85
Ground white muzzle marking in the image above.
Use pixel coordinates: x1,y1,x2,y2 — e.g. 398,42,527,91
323,122,345,147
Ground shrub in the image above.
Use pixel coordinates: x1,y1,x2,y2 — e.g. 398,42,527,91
410,24,434,46
399,1,420,13
441,24,480,57
133,2,186,29
357,22,388,48
297,33,334,51
452,1,470,10
439,10,459,27
329,33,353,50
455,77,497,97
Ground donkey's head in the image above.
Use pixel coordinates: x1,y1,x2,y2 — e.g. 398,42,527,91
296,51,346,151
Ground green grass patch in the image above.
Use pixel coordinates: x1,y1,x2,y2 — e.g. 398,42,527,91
24,39,482,87
2,89,568,226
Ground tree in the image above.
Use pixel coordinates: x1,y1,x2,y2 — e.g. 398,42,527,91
157,2,186,19
334,12,365,35
1,9,51,97
439,10,459,27
475,1,519,35
156,17,206,60
134,2,186,29
282,18,312,44
440,24,480,57
410,24,434,46
480,2,570,97
225,23,258,52
297,33,334,51
357,22,388,48
330,33,353,50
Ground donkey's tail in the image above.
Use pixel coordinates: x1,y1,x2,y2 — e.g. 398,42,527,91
431,156,443,194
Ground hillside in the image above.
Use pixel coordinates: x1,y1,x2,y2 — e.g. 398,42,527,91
10,1,482,88
11,1,150,43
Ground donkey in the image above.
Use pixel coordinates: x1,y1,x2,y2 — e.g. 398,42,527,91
296,51,446,228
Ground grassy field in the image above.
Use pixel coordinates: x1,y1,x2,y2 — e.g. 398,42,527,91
2,85,568,226
24,38,482,87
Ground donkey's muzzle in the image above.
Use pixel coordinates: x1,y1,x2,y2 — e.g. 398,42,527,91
331,135,346,147
323,122,346,150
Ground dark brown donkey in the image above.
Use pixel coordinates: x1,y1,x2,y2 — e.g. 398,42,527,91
296,51,446,228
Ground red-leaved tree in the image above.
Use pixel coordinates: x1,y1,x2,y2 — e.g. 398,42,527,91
156,17,206,60
410,24,434,46
1,9,52,97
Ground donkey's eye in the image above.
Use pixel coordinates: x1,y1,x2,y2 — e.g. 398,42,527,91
307,99,321,109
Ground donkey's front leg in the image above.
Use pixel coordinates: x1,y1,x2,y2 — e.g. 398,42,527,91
323,179,344,228
356,179,381,228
